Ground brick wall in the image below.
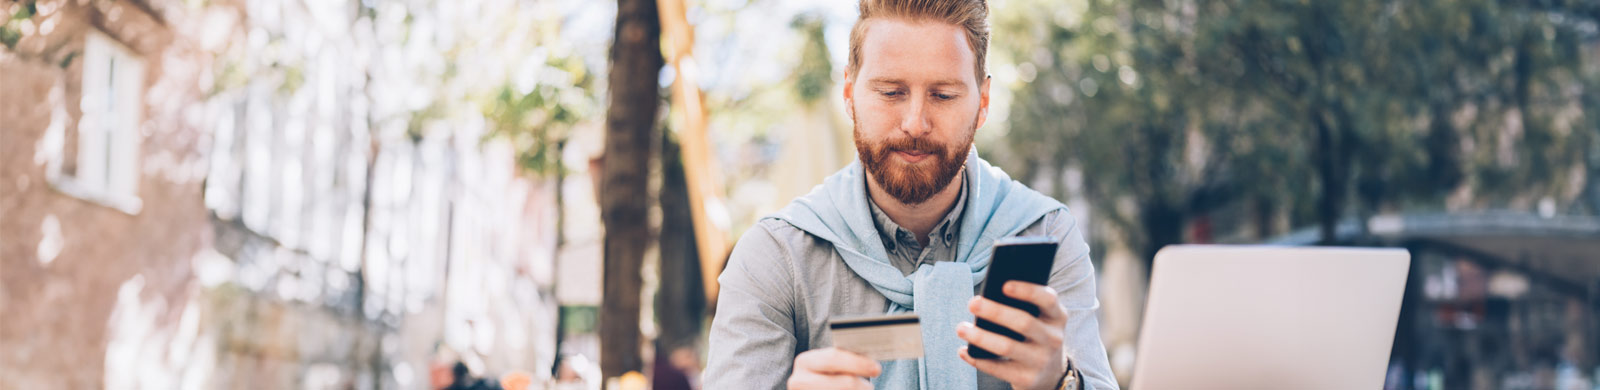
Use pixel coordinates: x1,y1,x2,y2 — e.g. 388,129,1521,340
0,1,211,388
4,0,568,388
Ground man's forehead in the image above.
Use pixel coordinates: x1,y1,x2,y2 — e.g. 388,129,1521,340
855,18,978,85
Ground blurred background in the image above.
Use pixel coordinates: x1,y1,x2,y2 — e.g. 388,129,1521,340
0,0,1596,389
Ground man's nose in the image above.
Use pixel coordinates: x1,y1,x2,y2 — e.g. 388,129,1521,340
898,95,933,137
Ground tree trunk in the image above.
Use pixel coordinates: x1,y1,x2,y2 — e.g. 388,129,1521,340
1252,195,1274,240
599,0,663,380
1138,201,1184,281
655,132,705,356
553,140,568,357
1313,110,1345,245
1588,126,1600,214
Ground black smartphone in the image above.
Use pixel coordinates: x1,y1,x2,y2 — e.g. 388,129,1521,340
969,236,1058,360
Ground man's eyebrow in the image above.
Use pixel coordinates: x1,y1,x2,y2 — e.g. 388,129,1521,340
866,77,906,85
865,77,969,88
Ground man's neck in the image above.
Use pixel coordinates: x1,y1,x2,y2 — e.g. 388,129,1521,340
866,168,965,247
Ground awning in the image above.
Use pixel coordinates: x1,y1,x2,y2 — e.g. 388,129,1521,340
1268,212,1600,291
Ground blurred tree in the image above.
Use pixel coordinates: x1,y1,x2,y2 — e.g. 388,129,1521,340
792,14,834,105
992,0,1597,274
483,54,597,176
482,53,598,285
1,1,36,51
1587,74,1600,213
599,0,663,381
653,131,705,360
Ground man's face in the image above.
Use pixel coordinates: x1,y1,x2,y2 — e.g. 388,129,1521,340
846,18,990,205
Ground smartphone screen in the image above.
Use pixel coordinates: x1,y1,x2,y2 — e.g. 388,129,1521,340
969,236,1058,360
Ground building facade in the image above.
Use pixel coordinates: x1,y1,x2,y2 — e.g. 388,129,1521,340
1,0,565,388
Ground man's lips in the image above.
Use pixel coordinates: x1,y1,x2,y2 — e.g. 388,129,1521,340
893,150,932,163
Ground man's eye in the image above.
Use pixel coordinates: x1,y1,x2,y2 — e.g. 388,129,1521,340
879,90,904,97
933,92,956,100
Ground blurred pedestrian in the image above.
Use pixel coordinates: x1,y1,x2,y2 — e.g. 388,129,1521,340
651,345,700,390
444,361,501,390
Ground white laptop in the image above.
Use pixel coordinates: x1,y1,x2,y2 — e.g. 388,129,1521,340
1131,245,1410,390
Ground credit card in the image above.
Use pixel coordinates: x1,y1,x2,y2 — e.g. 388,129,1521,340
827,313,923,361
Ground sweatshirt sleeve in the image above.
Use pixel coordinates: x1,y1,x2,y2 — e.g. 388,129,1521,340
1043,208,1120,390
702,222,805,390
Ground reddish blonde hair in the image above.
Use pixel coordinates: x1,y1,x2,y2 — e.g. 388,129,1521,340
847,0,991,82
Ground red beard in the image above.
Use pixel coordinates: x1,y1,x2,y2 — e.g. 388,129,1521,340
853,121,974,205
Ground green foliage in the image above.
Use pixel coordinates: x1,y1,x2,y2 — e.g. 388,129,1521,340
482,53,597,176
993,0,1598,257
793,13,834,104
0,24,18,50
1,1,38,51
12,1,35,20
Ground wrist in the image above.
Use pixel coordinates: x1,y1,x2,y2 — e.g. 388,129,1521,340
1051,358,1079,390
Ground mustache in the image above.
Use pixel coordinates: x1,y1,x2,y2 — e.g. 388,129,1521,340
878,136,947,156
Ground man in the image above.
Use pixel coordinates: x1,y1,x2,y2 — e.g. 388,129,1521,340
704,0,1116,389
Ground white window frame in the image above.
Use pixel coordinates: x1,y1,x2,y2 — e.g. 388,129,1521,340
51,29,145,214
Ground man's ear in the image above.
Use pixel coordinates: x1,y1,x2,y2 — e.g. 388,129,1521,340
976,74,992,128
842,71,855,119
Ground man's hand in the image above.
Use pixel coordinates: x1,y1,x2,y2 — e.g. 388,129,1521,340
957,281,1070,390
787,347,881,390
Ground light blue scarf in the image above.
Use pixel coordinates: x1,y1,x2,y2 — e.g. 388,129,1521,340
770,148,1064,389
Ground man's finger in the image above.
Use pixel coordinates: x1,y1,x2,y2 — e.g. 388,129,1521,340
957,321,1046,362
795,347,882,377
787,371,874,390
968,296,1058,348
959,347,1032,385
1004,281,1068,322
